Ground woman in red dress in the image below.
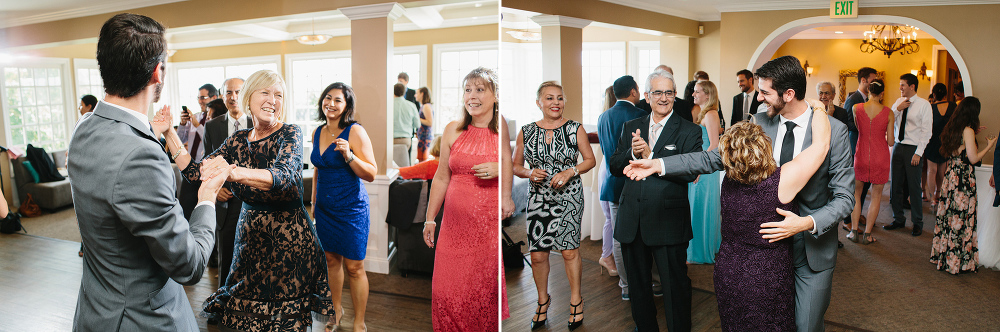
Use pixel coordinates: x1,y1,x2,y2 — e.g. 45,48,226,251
849,79,894,244
422,67,504,331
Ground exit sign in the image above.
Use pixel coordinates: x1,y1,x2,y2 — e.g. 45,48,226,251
831,0,859,18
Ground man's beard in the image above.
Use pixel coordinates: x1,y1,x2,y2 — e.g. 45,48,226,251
765,97,785,117
152,82,163,103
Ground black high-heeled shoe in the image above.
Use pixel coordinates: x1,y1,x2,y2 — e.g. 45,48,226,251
530,294,550,330
567,298,584,330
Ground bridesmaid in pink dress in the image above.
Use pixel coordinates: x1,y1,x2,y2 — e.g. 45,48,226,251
423,67,505,331
849,79,894,244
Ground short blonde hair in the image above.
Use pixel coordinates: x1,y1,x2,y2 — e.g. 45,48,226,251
719,121,776,185
430,136,442,158
241,69,287,122
536,81,563,100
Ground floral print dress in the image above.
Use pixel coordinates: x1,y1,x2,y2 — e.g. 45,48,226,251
931,148,979,274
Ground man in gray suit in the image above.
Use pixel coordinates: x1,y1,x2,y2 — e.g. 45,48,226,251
626,56,854,332
69,13,231,332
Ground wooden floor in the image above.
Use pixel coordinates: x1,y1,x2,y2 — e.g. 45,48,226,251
0,233,432,331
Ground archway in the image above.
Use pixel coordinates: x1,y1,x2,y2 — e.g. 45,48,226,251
747,15,972,95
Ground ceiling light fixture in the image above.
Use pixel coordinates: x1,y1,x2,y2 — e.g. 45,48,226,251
835,31,844,34
860,25,919,58
506,30,541,41
296,18,332,46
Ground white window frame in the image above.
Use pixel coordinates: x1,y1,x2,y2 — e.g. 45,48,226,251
581,42,626,126
432,41,499,135
0,57,75,152
500,42,542,131
394,45,428,90
283,50,353,162
165,55,282,119
628,41,660,79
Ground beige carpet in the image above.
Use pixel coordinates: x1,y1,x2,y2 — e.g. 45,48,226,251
18,207,80,242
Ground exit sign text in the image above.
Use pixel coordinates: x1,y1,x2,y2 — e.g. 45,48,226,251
831,0,859,18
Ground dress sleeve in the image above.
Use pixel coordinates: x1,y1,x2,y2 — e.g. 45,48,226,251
265,125,304,200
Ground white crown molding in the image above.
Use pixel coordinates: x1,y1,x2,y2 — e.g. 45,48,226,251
339,3,406,21
716,0,1000,13
599,0,715,22
2,0,187,29
531,15,592,29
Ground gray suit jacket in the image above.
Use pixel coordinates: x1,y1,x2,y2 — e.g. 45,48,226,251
69,102,216,332
659,110,854,271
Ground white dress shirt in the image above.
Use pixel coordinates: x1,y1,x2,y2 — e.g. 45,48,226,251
891,95,933,156
228,113,249,137
101,100,148,124
773,106,811,165
177,112,207,162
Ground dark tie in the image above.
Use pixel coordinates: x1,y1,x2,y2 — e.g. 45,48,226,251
780,121,796,165
189,114,205,156
898,106,909,141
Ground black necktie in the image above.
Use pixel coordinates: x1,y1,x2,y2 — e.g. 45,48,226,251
780,121,796,165
898,106,909,141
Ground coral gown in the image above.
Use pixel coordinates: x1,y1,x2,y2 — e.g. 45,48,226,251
854,104,891,184
431,125,504,331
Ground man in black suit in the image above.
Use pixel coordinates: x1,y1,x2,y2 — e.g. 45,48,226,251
201,77,253,325
637,65,694,123
610,69,702,332
398,72,420,111
731,69,764,126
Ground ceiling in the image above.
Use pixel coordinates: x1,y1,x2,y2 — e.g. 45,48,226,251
599,0,1000,21
0,0,499,50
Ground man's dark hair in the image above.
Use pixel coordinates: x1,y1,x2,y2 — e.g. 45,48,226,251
81,94,98,108
955,81,965,96
857,67,876,83
397,72,409,82
316,82,357,129
206,98,227,119
393,83,406,97
97,13,166,98
736,69,753,80
199,83,219,97
694,71,709,80
900,73,919,90
755,55,806,100
931,83,948,101
612,75,638,99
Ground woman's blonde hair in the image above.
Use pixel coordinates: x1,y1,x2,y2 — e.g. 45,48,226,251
241,69,287,123
430,136,443,158
460,67,499,134
719,121,776,185
536,80,564,100
694,80,719,124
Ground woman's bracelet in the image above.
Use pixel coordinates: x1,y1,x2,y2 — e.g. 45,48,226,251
345,151,356,164
424,220,437,226
572,166,579,177
172,148,185,160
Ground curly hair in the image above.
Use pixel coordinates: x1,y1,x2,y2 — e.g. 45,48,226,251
719,121,776,185
939,96,981,158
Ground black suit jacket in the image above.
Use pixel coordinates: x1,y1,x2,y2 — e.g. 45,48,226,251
842,91,864,134
730,91,763,126
637,98,694,123
609,113,703,246
404,88,420,111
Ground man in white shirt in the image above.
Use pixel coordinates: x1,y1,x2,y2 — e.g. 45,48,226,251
176,83,218,220
730,69,763,126
884,73,933,237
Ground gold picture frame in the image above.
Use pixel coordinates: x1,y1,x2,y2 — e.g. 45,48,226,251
839,70,886,105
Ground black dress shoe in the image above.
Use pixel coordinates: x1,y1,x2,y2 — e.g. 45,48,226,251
884,223,905,231
912,228,923,236
838,241,844,248
206,313,220,325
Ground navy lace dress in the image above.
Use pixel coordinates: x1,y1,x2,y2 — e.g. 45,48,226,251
182,124,335,332
715,167,796,331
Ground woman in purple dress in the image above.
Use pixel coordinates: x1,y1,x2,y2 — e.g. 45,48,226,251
713,108,830,331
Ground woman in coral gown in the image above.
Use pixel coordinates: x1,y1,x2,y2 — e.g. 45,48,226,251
423,67,503,331
849,79,893,244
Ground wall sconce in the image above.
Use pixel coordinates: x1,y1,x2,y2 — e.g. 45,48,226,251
803,60,814,77
911,62,933,81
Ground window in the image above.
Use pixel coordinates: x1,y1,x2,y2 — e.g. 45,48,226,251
433,41,498,135
284,51,352,159
1,59,73,151
393,46,427,90
500,42,542,131
73,59,104,119
581,42,626,125
168,56,280,123
629,41,660,83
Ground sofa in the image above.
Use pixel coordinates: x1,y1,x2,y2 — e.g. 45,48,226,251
11,149,73,210
387,178,443,276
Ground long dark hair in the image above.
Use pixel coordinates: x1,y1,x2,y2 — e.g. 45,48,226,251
939,96,981,158
316,82,357,129
460,67,499,134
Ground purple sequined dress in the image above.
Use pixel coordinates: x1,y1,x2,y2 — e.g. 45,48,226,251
715,167,796,331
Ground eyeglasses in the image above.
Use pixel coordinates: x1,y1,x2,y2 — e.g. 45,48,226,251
648,90,675,99
197,96,213,100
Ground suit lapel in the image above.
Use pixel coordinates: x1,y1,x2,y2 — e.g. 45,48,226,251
636,114,651,149
761,112,780,142
802,107,814,149
652,112,679,154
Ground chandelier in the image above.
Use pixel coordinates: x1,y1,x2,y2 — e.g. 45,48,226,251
860,25,919,58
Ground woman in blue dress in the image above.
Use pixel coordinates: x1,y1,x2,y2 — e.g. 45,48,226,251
687,80,723,264
311,82,378,332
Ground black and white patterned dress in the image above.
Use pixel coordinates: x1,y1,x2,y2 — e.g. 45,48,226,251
522,120,584,251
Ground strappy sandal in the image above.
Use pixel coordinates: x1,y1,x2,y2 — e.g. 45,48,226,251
324,309,343,332
861,232,877,245
531,294,550,330
846,230,859,243
568,298,584,330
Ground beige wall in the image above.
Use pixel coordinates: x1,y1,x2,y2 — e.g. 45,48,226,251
691,21,721,89
773,38,941,104
719,5,1000,163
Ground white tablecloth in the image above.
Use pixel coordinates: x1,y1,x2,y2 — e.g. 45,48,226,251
974,165,1000,270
